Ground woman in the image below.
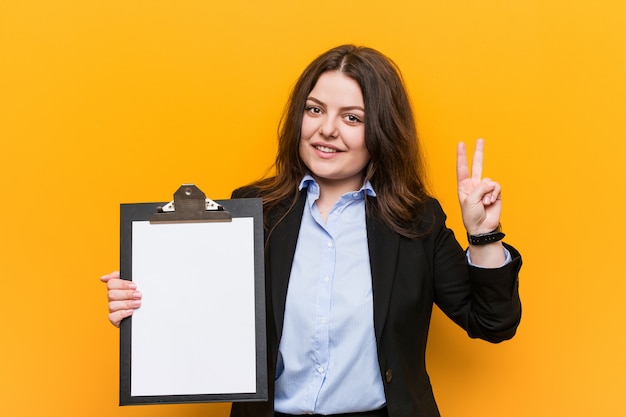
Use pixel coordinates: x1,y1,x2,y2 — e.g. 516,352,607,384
102,44,522,417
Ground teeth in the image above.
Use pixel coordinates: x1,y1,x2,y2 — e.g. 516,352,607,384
315,145,337,153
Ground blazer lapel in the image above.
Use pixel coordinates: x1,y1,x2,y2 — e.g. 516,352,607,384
366,213,400,342
267,192,399,343
267,190,307,339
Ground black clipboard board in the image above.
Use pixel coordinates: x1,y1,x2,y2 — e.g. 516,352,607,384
119,185,267,405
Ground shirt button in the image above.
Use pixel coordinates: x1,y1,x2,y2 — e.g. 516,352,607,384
321,317,327,324
317,366,324,374
327,241,333,248
385,369,393,383
324,276,330,283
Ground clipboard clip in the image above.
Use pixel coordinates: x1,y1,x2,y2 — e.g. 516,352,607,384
150,184,232,223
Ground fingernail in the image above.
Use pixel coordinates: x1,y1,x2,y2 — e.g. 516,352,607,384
128,282,137,290
131,300,141,308
133,291,142,298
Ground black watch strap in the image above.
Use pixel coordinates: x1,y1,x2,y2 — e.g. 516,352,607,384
467,224,505,246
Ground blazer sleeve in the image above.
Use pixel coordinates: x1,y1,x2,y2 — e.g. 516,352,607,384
428,200,522,343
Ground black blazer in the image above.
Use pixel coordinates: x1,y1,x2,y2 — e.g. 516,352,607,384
230,187,522,417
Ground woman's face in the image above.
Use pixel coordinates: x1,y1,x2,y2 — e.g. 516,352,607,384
299,71,370,192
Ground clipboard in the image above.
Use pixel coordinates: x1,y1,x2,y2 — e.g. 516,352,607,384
119,184,267,405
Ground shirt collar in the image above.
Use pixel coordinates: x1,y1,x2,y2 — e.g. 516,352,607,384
298,174,377,198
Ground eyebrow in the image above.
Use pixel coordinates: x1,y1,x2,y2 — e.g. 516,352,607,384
306,96,365,112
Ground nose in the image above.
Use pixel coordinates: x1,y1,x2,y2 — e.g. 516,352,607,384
319,116,339,139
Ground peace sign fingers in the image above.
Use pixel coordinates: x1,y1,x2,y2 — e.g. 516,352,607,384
456,138,485,183
456,138,502,235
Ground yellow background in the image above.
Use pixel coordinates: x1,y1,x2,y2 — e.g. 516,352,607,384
1,1,625,416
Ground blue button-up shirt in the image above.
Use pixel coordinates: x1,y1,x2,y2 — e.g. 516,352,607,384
273,175,386,414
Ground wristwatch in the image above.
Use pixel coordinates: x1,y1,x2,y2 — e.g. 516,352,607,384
467,224,505,246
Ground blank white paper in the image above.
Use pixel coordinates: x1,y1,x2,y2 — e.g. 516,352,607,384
130,218,257,396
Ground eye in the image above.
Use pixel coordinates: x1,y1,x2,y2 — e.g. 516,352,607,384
344,113,364,124
305,105,322,115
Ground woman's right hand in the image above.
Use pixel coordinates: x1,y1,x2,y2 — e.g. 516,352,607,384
100,271,142,327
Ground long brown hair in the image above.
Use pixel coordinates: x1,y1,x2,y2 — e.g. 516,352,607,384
253,44,431,238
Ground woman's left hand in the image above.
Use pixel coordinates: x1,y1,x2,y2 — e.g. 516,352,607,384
456,138,502,235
